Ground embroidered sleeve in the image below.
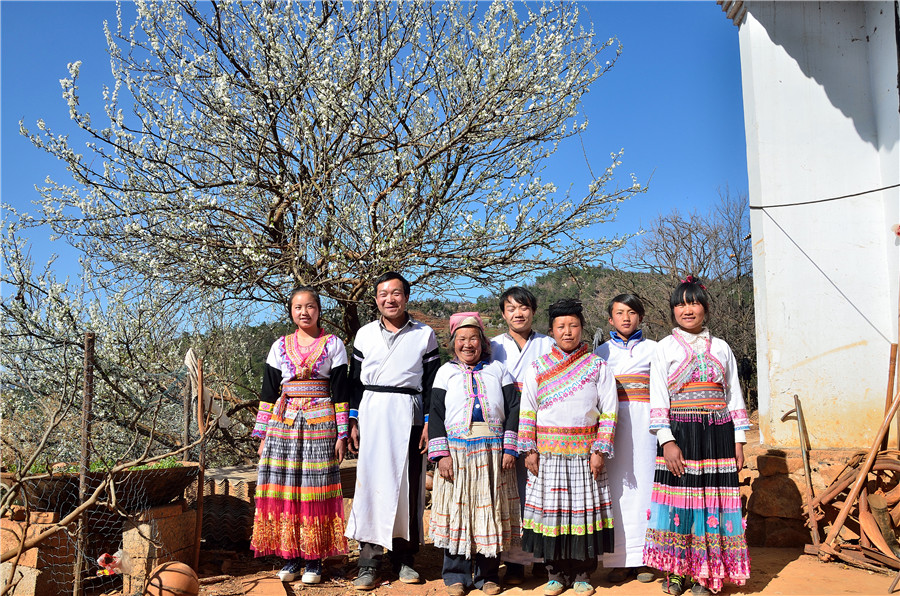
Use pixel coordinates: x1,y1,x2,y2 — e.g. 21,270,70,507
649,342,672,433
517,367,539,454
253,401,274,438
592,363,617,456
427,386,450,460
721,340,751,435
334,402,350,440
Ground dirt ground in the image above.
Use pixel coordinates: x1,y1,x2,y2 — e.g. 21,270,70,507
184,543,894,596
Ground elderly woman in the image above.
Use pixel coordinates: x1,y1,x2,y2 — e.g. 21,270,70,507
518,299,618,596
429,312,521,596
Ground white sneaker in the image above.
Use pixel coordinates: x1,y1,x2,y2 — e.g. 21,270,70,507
277,558,305,582
302,559,322,584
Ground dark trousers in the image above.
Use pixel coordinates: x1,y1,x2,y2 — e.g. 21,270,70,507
545,558,597,586
358,425,424,571
442,551,500,588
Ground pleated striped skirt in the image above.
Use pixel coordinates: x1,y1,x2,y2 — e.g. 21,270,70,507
643,383,750,593
251,397,347,559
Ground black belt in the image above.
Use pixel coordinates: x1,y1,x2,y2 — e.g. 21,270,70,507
364,385,420,395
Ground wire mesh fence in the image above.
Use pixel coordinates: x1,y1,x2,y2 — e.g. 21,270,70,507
1,334,213,596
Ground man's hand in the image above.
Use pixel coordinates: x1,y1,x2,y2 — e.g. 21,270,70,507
663,441,685,477
349,419,360,454
438,455,454,482
419,422,429,454
335,438,347,464
525,452,539,476
590,452,605,480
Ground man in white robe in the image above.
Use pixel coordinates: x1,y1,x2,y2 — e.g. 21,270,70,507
489,286,554,585
346,271,440,590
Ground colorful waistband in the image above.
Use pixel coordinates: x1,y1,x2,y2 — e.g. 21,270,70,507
282,378,331,398
615,373,650,402
536,424,598,456
671,381,726,410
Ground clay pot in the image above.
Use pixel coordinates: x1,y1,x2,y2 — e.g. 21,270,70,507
426,470,434,491
144,561,199,596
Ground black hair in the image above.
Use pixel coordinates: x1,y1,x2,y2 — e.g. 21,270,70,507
607,293,645,319
669,276,711,325
449,325,493,361
548,298,585,327
498,286,538,312
287,286,322,328
373,271,410,297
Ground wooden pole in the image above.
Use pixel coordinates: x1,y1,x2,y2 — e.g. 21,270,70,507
73,332,95,596
883,343,897,451
823,383,900,552
192,358,206,571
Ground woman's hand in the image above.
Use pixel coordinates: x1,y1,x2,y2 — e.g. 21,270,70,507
349,420,360,454
257,437,265,457
525,452,539,476
502,453,516,470
735,442,745,470
438,455,454,482
590,452,605,480
335,437,347,464
663,441,685,477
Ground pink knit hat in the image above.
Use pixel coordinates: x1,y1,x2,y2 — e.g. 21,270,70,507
449,311,484,336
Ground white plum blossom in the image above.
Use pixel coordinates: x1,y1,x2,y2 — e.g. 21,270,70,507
13,0,644,337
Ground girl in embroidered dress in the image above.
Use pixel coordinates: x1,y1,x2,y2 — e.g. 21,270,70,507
251,287,350,584
594,294,658,585
519,299,618,596
429,312,521,596
643,277,750,595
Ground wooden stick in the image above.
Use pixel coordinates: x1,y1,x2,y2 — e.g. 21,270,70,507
823,384,900,553
884,344,898,451
192,357,206,572
794,395,820,546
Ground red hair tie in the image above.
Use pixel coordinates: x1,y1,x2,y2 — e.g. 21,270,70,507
682,275,706,290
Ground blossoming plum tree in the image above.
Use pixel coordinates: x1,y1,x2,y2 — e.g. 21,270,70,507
17,0,643,336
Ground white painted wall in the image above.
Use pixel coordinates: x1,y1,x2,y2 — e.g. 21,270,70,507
738,2,899,448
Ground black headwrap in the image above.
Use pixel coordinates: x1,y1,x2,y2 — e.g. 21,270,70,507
548,298,585,326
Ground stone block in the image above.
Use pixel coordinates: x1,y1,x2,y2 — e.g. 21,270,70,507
747,474,803,519
757,454,803,476
132,500,186,522
123,505,197,594
763,516,811,547
0,563,55,596
0,519,75,569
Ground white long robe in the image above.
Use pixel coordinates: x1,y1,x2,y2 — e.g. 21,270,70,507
344,318,439,550
490,331,554,565
595,335,657,568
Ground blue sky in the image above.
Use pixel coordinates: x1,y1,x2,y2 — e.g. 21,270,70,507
1,1,748,287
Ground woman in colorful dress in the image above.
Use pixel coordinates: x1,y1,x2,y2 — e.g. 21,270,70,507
594,294,658,585
519,298,618,596
429,312,521,596
251,287,349,584
643,277,751,595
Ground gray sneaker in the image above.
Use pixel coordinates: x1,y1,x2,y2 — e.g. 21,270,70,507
398,564,421,584
353,566,379,591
